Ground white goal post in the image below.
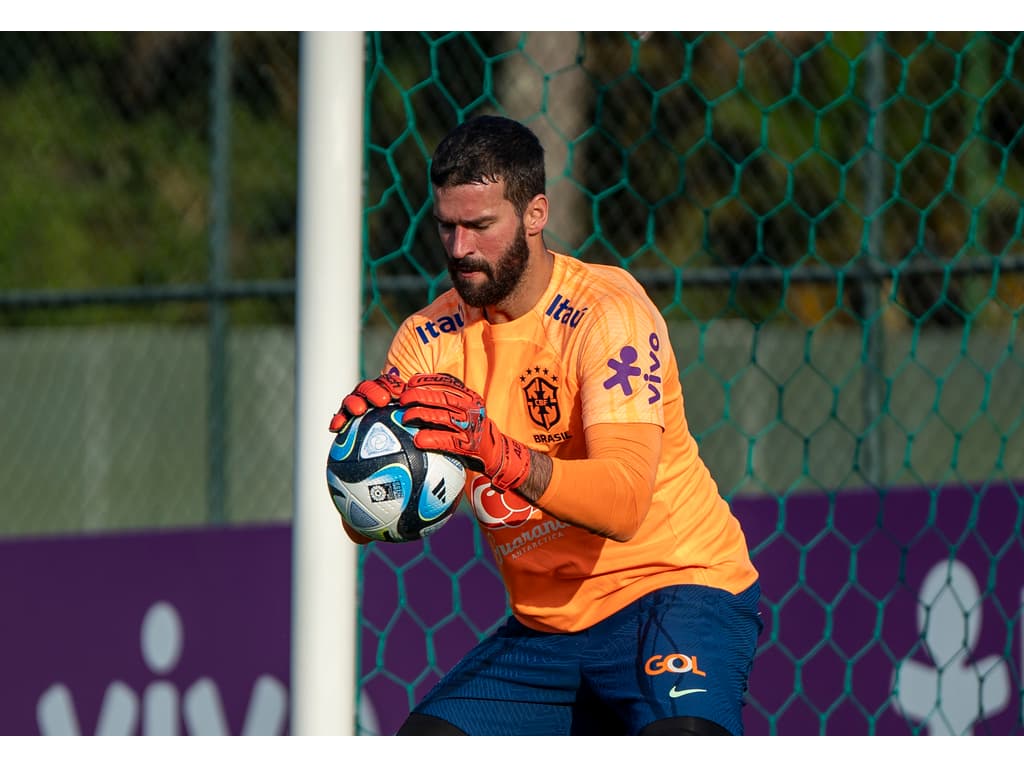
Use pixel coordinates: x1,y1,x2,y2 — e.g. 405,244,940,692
292,31,364,736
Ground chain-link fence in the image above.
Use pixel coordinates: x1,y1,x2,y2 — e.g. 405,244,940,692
1,31,1022,734
1,32,299,532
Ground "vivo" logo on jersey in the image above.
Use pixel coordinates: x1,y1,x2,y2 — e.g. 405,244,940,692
414,312,465,344
545,294,587,328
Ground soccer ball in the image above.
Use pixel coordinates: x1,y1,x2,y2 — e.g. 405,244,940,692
326,403,466,543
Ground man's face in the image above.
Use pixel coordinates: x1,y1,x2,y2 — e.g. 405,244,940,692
433,181,529,308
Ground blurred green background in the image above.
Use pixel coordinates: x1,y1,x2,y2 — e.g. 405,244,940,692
1,31,1021,536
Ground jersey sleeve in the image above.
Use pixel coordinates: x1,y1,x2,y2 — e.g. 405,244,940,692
576,289,670,430
536,421,661,541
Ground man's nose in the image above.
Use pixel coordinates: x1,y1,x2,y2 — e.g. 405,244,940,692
450,226,473,258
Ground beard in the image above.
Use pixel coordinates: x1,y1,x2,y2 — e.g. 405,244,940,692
447,224,530,308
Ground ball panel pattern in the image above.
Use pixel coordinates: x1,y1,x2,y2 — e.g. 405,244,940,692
326,403,465,542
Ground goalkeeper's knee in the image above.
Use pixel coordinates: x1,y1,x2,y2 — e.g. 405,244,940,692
396,713,467,735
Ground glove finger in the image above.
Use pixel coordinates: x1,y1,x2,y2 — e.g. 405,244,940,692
342,391,372,416
356,378,398,408
328,393,370,432
329,374,405,433
412,429,482,471
401,404,464,430
399,385,469,412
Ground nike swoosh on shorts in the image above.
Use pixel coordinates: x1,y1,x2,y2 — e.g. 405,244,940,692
669,687,707,698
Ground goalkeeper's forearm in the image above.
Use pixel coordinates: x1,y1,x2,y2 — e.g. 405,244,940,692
517,422,661,543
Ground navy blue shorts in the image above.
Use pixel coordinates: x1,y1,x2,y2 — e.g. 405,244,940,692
410,581,763,735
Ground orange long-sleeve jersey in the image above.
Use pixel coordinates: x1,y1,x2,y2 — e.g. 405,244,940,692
383,252,758,633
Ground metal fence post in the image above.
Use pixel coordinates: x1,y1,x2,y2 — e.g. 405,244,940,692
208,31,232,525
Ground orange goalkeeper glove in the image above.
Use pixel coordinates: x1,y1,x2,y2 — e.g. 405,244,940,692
399,373,531,492
328,372,405,432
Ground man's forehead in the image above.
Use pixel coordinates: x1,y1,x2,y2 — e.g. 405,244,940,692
433,180,511,216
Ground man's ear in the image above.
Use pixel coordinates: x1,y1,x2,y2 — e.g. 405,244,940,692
523,194,549,236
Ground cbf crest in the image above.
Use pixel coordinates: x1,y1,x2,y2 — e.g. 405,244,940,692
521,367,561,430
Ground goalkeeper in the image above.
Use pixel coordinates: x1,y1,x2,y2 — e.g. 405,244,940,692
329,115,763,736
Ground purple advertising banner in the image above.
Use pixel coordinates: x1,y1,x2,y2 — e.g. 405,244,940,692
1,483,1021,735
735,482,1024,735
0,525,292,735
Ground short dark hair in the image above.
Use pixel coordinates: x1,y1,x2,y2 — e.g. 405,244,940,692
430,115,546,216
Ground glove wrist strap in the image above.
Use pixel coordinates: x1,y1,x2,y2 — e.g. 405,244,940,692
489,436,532,492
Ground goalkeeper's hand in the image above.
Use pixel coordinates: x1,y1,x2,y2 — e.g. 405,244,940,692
328,372,406,432
399,373,531,492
